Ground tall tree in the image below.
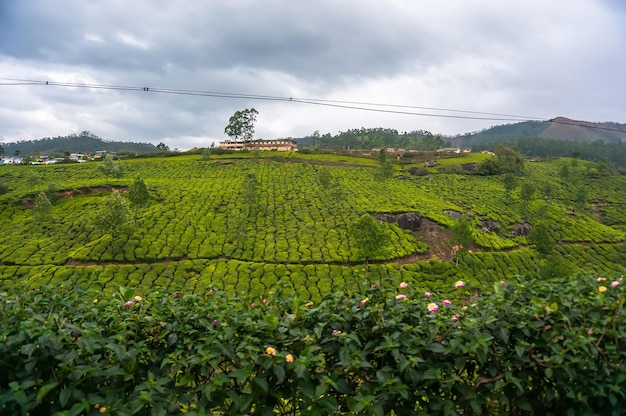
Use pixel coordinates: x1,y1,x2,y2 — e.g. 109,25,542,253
33,191,53,221
128,177,150,217
224,108,258,144
528,221,556,257
574,187,588,208
99,154,123,184
241,171,260,216
450,215,475,264
378,147,387,165
519,182,535,213
558,164,570,183
350,214,390,278
502,173,518,201
94,191,132,257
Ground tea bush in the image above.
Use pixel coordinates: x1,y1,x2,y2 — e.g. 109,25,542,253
1,272,625,415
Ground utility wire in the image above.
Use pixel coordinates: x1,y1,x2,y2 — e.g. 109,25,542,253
0,77,545,122
2,77,626,133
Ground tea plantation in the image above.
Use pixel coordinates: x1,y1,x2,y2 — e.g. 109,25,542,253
1,151,625,414
0,152,623,298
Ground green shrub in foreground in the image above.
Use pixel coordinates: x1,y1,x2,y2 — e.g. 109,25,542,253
1,272,625,415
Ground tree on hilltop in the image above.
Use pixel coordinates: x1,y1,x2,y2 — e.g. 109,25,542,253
225,108,258,143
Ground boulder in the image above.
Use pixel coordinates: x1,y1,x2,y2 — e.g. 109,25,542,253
444,210,462,219
372,212,422,231
481,219,501,233
396,212,422,231
512,222,532,236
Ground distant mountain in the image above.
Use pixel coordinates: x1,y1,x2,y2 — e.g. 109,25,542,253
452,117,626,147
0,131,158,156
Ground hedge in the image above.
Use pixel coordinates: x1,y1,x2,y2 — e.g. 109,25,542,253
1,271,625,415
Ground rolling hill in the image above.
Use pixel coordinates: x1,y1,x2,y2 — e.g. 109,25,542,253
453,117,626,147
0,131,159,156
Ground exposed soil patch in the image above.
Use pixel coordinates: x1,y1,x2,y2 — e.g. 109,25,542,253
395,218,455,263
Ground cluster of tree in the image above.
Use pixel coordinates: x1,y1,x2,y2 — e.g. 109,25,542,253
476,137,626,168
297,128,449,151
455,121,547,146
1,131,159,156
475,145,525,175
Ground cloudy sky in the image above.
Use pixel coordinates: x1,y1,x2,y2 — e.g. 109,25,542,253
1,0,625,150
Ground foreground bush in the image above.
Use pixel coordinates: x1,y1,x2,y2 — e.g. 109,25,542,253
1,272,625,415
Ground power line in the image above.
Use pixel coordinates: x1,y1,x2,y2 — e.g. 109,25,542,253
2,77,626,134
0,77,545,122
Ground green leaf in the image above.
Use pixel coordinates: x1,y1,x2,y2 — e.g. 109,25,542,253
253,377,268,394
59,388,72,408
427,342,446,353
166,332,178,347
516,399,532,412
36,382,59,405
273,365,285,384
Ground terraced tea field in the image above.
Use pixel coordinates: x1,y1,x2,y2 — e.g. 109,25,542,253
0,152,624,299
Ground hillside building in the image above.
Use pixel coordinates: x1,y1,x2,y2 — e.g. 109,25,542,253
218,139,297,152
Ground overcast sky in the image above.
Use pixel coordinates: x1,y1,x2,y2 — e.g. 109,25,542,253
1,0,625,150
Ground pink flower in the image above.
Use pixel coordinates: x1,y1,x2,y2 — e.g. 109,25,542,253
597,277,607,282
212,319,219,326
443,300,452,306
500,281,506,286
399,281,408,289
454,280,465,289
427,303,439,313
452,314,460,321
370,284,377,289
124,300,134,307
424,292,432,298
251,303,256,308
395,294,407,301
332,330,342,335
611,281,620,288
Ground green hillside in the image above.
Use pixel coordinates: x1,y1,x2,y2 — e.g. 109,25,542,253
454,117,626,147
1,131,158,156
0,151,624,299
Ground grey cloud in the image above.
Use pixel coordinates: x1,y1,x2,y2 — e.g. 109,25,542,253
1,0,625,149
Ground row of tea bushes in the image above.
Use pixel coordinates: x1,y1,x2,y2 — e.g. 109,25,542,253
1,244,623,300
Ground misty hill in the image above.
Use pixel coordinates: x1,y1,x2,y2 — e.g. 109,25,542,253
453,117,626,147
1,131,158,156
